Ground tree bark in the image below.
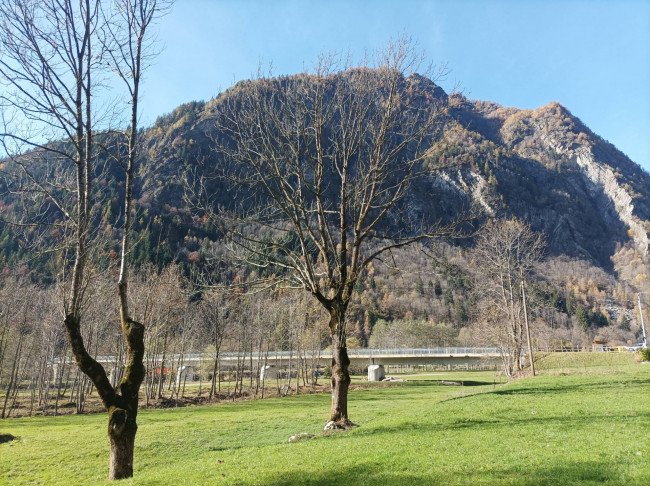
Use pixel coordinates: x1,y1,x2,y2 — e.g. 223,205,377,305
325,304,353,429
327,343,352,428
108,405,138,480
65,313,145,480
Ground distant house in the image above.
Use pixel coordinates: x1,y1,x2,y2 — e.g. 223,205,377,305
592,339,609,352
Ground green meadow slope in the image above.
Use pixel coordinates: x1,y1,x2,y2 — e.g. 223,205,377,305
1,356,648,485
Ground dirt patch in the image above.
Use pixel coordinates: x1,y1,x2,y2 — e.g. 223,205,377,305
348,381,404,392
440,381,463,386
0,434,16,444
288,432,316,443
3,381,382,418
148,395,211,409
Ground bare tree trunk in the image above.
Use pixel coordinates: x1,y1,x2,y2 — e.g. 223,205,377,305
209,352,219,400
172,340,187,399
29,366,37,416
109,418,137,480
7,334,35,418
145,337,160,404
54,353,67,416
76,374,87,414
286,337,293,397
65,311,145,480
327,340,351,428
260,342,270,399
254,333,263,398
1,333,23,419
157,332,168,399
218,357,222,395
198,353,203,397
325,305,352,429
42,363,52,414
312,347,322,388
69,373,78,407
275,350,281,395
521,279,535,376
0,324,8,387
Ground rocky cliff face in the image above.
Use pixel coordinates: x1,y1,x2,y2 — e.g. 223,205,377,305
436,98,650,267
559,145,647,256
531,103,649,257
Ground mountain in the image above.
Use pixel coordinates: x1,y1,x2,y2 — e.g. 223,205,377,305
133,73,650,269
1,70,649,278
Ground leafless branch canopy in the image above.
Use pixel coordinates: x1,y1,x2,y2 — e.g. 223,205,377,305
194,39,470,312
473,218,545,376
0,1,171,478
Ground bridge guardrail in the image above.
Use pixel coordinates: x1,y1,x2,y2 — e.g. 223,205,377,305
50,347,588,365
81,347,502,364
347,347,500,357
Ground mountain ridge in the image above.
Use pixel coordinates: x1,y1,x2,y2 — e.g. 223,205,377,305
1,70,649,278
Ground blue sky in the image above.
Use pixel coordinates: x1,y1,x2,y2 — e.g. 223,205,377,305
141,0,650,173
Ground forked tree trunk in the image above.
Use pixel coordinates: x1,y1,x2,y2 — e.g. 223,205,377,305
65,314,145,481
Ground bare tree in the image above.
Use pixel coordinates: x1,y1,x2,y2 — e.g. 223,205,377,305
189,39,467,428
129,264,185,404
473,219,545,378
197,290,230,399
0,0,170,479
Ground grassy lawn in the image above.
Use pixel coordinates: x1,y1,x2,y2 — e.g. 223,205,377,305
1,355,648,485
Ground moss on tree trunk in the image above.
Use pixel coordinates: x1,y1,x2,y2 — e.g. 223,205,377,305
108,406,137,480
65,314,145,480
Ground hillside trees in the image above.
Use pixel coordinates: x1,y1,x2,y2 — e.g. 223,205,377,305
0,0,170,479
189,39,469,429
473,219,545,377
369,318,457,349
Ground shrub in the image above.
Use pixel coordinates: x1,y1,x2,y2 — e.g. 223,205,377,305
635,348,650,362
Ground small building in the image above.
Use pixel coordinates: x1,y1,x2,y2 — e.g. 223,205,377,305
592,339,609,352
368,364,385,381
260,364,278,381
175,366,195,386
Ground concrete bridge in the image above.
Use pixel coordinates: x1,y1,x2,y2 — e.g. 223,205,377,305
344,347,501,367
48,348,501,385
94,347,501,372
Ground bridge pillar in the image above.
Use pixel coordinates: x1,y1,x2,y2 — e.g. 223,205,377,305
368,364,385,381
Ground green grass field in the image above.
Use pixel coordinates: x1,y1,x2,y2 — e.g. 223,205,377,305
1,354,649,485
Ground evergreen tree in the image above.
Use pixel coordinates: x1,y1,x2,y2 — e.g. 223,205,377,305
416,278,425,296
455,301,468,323
444,287,454,306
434,279,442,297
575,305,589,332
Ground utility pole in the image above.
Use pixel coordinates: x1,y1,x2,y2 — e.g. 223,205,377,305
521,280,535,376
638,293,647,348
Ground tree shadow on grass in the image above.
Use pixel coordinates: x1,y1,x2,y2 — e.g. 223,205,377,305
490,376,649,397
406,380,493,387
349,381,493,403
351,410,649,438
259,459,623,485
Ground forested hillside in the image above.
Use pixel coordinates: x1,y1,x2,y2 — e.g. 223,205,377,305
1,68,649,417
2,72,649,274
